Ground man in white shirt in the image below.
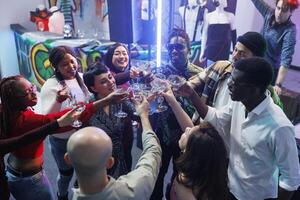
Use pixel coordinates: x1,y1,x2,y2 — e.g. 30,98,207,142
65,97,162,200
181,57,300,199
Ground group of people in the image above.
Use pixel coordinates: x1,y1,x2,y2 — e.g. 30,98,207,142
0,0,300,200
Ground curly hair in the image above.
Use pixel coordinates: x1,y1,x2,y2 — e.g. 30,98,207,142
167,28,191,50
175,124,228,200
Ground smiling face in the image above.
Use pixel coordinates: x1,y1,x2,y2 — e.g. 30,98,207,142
57,53,78,80
231,42,254,63
275,0,292,24
90,71,116,98
168,36,189,68
112,46,129,71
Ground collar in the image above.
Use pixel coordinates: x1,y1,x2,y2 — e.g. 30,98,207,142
247,91,271,117
269,13,292,28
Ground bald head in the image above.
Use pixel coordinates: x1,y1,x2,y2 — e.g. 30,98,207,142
66,127,113,175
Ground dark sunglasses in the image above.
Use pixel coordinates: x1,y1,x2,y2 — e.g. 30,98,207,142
166,43,186,51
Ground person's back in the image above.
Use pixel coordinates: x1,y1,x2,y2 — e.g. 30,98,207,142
68,97,162,200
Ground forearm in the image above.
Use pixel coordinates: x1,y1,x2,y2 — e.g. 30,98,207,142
114,71,131,85
92,97,110,111
275,66,288,86
0,121,59,155
167,98,193,131
190,89,208,119
140,113,153,133
250,0,270,16
278,186,294,200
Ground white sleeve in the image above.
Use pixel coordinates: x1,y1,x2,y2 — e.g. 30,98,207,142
40,78,63,114
204,102,232,138
273,126,300,191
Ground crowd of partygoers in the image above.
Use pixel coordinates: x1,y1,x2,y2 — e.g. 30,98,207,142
1,0,300,200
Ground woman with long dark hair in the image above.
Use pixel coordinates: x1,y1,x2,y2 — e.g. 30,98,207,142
0,109,77,200
105,42,140,88
40,46,90,200
0,75,127,200
172,124,229,200
105,43,141,171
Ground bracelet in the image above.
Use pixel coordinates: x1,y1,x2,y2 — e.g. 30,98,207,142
275,83,282,88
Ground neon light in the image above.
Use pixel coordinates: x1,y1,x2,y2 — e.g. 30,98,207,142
156,0,162,67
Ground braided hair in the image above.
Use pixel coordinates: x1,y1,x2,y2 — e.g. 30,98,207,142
0,75,25,138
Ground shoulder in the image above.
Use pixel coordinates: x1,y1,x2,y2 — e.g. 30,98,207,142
210,60,232,73
41,77,59,89
187,63,203,76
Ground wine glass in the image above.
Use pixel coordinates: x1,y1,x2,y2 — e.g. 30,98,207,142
130,83,143,103
68,94,86,128
167,75,186,91
139,62,152,77
114,87,129,118
141,85,156,115
150,73,168,113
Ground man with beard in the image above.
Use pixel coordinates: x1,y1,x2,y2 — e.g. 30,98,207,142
189,31,282,124
149,28,203,200
178,57,300,200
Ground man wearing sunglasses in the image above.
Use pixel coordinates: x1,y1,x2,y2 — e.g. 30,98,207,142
150,28,203,200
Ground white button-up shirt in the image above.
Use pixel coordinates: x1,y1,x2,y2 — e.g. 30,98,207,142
205,95,300,200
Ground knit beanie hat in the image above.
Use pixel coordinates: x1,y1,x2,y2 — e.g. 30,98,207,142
237,32,266,57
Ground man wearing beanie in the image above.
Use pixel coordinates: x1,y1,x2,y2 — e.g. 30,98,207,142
189,31,282,121
250,0,299,95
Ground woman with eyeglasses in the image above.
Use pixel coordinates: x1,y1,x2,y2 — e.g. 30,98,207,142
39,46,91,200
0,108,77,200
0,75,127,200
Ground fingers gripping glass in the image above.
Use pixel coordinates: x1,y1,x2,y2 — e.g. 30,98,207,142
68,94,87,128
114,87,129,118
166,43,186,52
167,75,186,91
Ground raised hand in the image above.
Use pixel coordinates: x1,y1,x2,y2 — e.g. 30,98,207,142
132,95,150,116
105,89,129,104
176,81,195,97
57,107,80,127
56,86,71,103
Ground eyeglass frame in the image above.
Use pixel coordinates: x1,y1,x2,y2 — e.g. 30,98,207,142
16,84,37,98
